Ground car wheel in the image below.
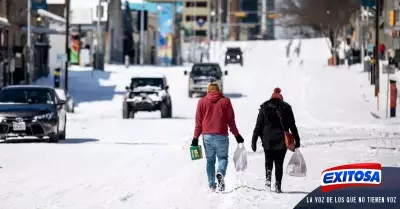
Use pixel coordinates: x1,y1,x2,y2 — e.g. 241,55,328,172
167,105,172,118
48,128,59,143
160,103,169,118
123,102,129,119
240,61,243,66
49,134,59,143
59,132,66,140
59,121,66,140
188,91,193,98
129,110,135,118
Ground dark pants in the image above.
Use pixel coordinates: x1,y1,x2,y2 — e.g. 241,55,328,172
264,149,287,183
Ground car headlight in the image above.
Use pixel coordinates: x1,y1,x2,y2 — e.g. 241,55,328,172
189,78,194,84
0,116,5,122
34,112,55,120
236,55,240,59
227,55,230,59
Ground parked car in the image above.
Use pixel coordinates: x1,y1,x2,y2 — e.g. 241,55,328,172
0,85,67,142
225,47,243,66
122,73,172,119
55,88,75,113
184,63,228,98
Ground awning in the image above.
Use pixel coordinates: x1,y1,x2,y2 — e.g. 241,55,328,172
37,9,66,24
127,0,158,13
0,17,10,27
20,26,65,35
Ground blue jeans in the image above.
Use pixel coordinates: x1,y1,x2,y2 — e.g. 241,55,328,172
203,134,229,187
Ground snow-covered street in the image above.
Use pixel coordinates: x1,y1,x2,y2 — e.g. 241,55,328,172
1,38,400,209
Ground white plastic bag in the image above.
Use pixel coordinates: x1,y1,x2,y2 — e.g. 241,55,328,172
233,143,248,171
286,149,307,177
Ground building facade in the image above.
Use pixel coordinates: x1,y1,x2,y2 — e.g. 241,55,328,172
0,0,43,87
182,0,210,39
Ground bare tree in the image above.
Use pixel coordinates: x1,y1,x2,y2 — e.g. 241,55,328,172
278,0,360,56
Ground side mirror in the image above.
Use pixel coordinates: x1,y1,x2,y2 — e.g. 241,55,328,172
184,70,187,75
58,100,66,105
165,85,169,91
125,86,130,90
224,71,228,76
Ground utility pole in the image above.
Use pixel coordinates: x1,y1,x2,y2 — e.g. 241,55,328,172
217,0,222,58
360,7,365,71
64,0,70,91
139,2,144,65
227,0,231,40
206,0,211,42
27,0,32,84
217,0,222,42
260,0,266,35
95,0,104,71
374,0,380,110
191,1,196,63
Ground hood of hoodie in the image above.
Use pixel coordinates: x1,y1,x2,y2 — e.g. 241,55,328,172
206,92,224,103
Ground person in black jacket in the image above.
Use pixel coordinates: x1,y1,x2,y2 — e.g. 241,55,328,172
251,87,300,193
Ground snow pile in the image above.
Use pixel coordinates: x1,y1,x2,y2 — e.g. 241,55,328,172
133,85,162,92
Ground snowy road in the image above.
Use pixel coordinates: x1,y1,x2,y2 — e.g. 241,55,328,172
1,38,400,209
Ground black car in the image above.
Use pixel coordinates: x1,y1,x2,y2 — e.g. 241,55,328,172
225,47,243,66
0,85,67,143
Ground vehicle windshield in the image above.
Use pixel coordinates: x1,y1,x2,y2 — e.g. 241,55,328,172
191,65,222,77
0,88,54,104
227,48,242,54
130,78,164,89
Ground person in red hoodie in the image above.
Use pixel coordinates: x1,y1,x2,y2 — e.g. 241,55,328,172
191,82,244,192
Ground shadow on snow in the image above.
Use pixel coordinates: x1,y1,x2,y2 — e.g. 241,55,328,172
67,70,118,104
222,184,309,194
0,138,99,144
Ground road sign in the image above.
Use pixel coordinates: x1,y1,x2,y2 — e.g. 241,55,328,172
234,12,246,17
267,13,280,19
9,58,15,73
383,65,396,74
197,18,205,27
57,53,67,63
361,0,375,7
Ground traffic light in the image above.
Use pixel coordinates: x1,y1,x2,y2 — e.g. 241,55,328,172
36,15,42,22
136,11,148,31
389,10,395,26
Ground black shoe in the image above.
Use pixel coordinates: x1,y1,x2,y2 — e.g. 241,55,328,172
275,182,282,193
216,172,225,191
265,170,272,188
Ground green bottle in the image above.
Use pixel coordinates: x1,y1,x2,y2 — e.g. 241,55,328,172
190,146,203,160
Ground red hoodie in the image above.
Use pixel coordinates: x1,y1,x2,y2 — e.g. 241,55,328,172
193,92,240,139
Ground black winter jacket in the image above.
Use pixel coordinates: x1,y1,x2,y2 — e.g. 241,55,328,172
252,98,300,150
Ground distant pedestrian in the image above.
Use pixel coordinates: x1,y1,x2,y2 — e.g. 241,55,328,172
379,44,385,60
286,40,293,58
251,88,301,193
294,40,301,57
191,82,244,192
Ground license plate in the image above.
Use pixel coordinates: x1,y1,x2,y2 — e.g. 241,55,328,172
13,122,26,131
